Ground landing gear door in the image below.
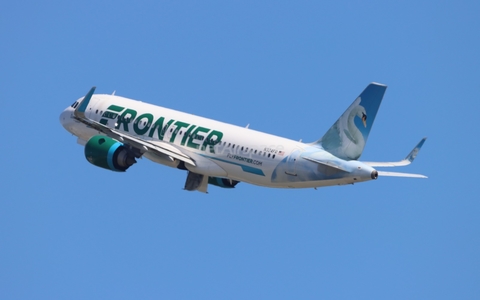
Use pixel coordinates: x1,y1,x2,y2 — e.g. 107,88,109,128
285,149,301,176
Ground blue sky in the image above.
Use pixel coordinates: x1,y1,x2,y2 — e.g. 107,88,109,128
1,1,479,299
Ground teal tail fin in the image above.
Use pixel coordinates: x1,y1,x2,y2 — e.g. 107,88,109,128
314,83,387,160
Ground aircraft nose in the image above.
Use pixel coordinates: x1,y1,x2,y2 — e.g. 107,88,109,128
59,109,67,125
59,107,73,129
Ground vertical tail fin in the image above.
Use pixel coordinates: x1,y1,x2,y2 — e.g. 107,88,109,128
314,83,387,160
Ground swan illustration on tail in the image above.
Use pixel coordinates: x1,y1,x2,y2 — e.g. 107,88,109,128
314,83,387,160
271,82,426,184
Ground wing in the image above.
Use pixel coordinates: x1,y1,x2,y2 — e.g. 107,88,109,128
362,137,427,167
73,87,196,167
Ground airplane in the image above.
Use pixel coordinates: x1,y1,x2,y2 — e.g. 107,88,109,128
59,83,427,193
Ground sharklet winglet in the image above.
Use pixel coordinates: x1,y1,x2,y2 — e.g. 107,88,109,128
74,86,96,120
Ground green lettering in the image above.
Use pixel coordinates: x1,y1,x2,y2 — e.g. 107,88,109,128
148,117,174,140
106,105,125,112
187,127,209,150
115,109,137,132
161,119,175,141
133,113,154,135
148,117,165,138
202,130,223,153
181,125,196,146
170,121,190,143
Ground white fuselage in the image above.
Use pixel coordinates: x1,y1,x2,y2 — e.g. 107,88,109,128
60,94,376,189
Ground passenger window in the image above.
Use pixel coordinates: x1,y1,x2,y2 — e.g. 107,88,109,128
273,154,276,159
268,153,271,158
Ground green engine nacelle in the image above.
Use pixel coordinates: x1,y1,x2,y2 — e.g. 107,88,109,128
84,135,137,172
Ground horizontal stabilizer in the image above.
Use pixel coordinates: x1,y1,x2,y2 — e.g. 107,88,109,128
378,171,427,178
363,137,427,167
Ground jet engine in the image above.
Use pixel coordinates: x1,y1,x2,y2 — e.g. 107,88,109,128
84,135,137,172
